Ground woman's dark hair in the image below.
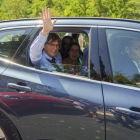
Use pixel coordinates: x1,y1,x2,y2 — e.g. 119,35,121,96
64,41,83,59
45,33,61,46
59,36,74,59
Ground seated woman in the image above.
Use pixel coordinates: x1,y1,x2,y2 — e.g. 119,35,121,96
59,36,74,59
62,42,83,75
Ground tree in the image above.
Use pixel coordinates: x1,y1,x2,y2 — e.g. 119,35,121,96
63,0,92,17
96,0,140,19
0,0,140,21
28,0,62,18
0,0,30,21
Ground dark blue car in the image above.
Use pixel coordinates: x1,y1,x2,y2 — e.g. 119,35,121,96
0,17,140,140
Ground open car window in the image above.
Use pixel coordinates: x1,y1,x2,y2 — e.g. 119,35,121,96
34,32,89,78
13,27,90,79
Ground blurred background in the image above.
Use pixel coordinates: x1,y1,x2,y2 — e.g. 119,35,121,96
0,0,140,21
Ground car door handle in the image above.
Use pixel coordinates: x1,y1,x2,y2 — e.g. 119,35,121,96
8,83,32,92
115,107,140,118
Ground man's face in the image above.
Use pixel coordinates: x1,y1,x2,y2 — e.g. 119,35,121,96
44,40,59,58
125,40,140,62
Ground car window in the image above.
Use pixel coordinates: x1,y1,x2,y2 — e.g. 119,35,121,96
106,29,140,87
0,28,32,60
34,32,89,78
13,28,90,79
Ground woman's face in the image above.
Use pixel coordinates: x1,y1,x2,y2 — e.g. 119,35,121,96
69,45,80,60
64,38,71,49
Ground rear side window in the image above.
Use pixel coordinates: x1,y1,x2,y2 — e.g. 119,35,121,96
106,29,140,88
0,28,32,60
13,27,90,79
33,32,90,78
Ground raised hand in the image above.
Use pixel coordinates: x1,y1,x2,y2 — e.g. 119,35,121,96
39,7,57,36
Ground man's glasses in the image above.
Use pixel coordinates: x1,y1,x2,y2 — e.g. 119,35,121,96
64,42,70,45
47,43,61,49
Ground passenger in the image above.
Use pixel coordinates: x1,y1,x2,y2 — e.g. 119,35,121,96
63,42,82,65
62,42,82,75
82,47,88,66
80,47,88,77
124,38,140,74
30,7,62,68
78,34,85,51
78,34,85,65
114,38,140,83
59,36,74,59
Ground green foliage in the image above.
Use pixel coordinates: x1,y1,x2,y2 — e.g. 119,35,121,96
0,0,30,20
0,0,140,20
63,0,92,17
114,72,140,87
29,0,55,17
114,73,131,84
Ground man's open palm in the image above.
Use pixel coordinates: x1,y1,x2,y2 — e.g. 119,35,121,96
39,7,57,35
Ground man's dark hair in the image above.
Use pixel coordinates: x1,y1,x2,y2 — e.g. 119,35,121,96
45,33,61,46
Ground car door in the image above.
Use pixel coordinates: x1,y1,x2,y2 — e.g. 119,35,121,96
0,25,105,140
98,27,140,140
0,27,33,74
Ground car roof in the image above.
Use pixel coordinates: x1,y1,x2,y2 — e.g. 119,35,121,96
0,17,140,30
